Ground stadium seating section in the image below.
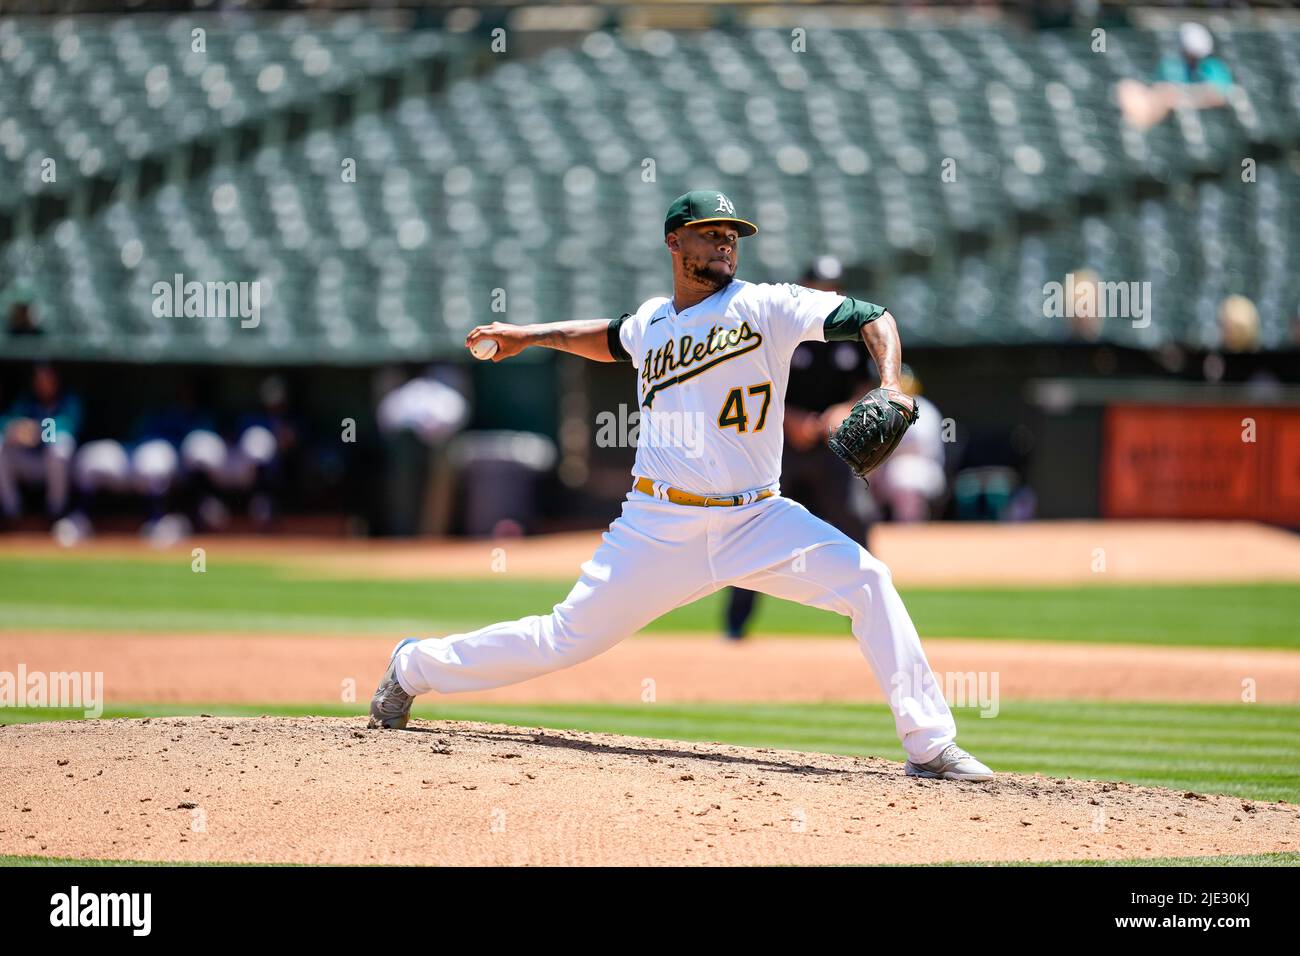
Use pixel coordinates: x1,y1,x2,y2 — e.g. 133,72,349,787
1,17,1297,360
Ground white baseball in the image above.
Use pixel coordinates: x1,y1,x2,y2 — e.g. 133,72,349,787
470,338,499,361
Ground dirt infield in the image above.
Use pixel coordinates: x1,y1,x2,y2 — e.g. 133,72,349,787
4,519,1299,584
4,632,1298,705
1,717,1294,866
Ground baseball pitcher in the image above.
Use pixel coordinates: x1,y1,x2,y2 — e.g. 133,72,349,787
367,190,993,781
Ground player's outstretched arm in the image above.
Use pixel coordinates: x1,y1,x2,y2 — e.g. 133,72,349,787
860,311,915,415
466,319,622,363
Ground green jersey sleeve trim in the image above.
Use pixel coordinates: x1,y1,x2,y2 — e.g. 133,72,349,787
822,297,886,341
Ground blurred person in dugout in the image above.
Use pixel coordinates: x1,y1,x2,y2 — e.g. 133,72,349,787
1218,294,1258,355
71,376,289,541
1205,294,1281,396
374,364,470,536
1118,22,1234,131
198,374,299,529
721,257,879,641
2,278,43,338
0,363,81,529
868,364,947,524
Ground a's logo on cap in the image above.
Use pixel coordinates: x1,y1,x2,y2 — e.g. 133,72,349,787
714,193,736,215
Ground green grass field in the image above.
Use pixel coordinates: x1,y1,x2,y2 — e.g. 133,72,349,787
2,556,1297,648
5,700,1297,802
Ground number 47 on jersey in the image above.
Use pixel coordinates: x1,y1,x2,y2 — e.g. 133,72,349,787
717,382,772,433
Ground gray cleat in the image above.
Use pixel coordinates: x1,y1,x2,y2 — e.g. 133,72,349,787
367,638,419,729
904,743,994,782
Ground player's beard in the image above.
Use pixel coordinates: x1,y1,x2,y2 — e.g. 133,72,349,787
688,257,734,290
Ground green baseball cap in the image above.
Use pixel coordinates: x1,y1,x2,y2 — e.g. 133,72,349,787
663,190,758,237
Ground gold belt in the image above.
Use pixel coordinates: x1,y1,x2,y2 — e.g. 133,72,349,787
633,476,775,508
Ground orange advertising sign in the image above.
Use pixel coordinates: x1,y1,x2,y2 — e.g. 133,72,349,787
1103,405,1300,523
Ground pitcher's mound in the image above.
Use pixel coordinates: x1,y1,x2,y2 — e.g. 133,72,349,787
2,717,1294,865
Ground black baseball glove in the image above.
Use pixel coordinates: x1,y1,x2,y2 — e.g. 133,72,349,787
826,388,919,484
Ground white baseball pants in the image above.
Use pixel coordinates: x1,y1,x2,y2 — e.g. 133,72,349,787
396,490,957,763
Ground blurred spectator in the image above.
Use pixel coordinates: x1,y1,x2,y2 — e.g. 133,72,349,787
871,365,948,523
7,302,42,337
375,364,470,536
2,278,42,337
223,374,300,527
1156,23,1234,92
1205,294,1281,396
951,429,1029,522
1117,22,1234,131
0,363,81,527
1064,269,1103,343
63,375,300,543
72,381,221,541
449,430,558,538
1218,294,1259,353
377,366,470,446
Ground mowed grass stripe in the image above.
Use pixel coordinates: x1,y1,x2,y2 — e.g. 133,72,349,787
0,556,1297,648
403,702,1299,801
437,706,1294,759
3,700,1295,802
506,702,1300,741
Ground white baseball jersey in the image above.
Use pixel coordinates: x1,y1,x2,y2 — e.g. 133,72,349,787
614,278,845,497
